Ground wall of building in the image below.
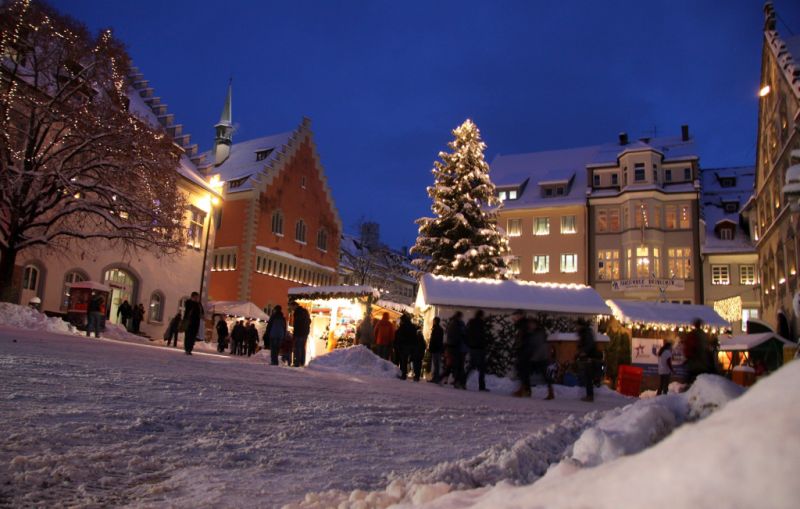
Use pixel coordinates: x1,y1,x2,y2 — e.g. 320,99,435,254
702,252,760,334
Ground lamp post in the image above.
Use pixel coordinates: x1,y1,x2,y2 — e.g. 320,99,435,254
200,175,224,300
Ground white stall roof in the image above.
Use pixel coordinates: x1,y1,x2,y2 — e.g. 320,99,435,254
417,274,611,315
208,301,269,321
607,299,729,329
718,332,793,351
288,285,381,300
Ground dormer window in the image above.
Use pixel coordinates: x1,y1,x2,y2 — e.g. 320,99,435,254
499,188,518,200
723,201,739,213
556,187,564,196
508,189,518,200
498,191,507,201
719,228,734,240
544,188,553,197
255,148,274,161
684,168,692,180
720,177,736,188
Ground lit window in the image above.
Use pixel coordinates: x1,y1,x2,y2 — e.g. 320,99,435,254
740,265,756,285
679,205,691,229
187,206,206,249
533,255,550,274
295,219,307,243
609,209,620,231
508,189,518,200
272,210,284,235
498,191,507,201
712,265,730,285
665,205,677,229
653,247,661,277
507,218,522,237
636,246,650,277
596,209,608,233
560,215,577,234
742,308,759,332
508,256,520,275
597,250,620,280
668,247,692,279
534,217,550,235
149,291,164,322
560,253,578,273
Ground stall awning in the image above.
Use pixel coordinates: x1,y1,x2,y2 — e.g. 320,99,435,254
67,281,111,292
718,332,794,351
208,301,269,321
416,274,611,315
607,299,729,329
288,285,381,300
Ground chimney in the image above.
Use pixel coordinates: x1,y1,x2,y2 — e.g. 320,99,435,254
681,124,690,142
619,132,628,146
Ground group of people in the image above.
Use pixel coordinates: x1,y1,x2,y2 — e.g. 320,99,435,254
116,300,146,334
655,318,716,395
357,312,428,381
162,291,205,355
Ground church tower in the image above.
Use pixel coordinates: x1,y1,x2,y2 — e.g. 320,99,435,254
213,82,233,166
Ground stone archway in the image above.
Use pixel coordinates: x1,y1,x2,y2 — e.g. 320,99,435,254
101,265,140,325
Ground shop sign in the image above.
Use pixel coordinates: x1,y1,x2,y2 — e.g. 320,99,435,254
611,277,684,292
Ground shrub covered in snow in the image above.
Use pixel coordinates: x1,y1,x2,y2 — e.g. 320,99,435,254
305,345,401,379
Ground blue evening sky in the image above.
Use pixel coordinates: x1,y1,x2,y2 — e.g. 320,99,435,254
52,0,800,250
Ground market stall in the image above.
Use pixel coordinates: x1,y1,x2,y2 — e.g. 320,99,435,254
717,332,794,375
207,300,270,342
66,281,111,328
605,299,730,388
288,285,403,362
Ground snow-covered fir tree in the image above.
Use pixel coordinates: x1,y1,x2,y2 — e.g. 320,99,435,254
411,119,510,278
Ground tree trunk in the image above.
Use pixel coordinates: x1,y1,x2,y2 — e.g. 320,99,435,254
0,246,20,303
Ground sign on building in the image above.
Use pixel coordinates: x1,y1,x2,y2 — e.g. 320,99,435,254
611,277,685,292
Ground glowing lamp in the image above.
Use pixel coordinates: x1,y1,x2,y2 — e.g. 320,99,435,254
759,85,771,97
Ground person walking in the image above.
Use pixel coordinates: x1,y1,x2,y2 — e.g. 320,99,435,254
117,299,133,331
164,312,181,347
394,314,417,380
443,311,467,389
428,317,444,383
576,319,599,402
215,317,229,353
656,341,674,395
530,318,553,400
511,310,534,397
411,324,426,382
464,309,489,391
356,313,375,350
291,303,311,367
86,293,105,338
264,306,287,365
131,303,145,334
246,322,259,357
373,312,395,361
183,292,204,355
682,319,709,385
231,320,246,355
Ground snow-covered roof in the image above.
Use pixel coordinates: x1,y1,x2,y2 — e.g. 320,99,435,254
200,131,294,192
338,233,415,282
208,301,269,321
700,166,756,255
288,285,381,300
718,332,793,351
417,274,611,315
607,299,729,329
492,135,697,211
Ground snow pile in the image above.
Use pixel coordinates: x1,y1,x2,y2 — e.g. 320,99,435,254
98,322,146,342
412,363,800,509
288,374,744,508
0,303,73,335
305,345,400,379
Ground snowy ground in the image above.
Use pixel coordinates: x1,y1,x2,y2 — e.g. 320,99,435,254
0,324,625,508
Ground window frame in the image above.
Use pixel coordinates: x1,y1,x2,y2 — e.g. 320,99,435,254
711,265,730,285
533,255,550,274
560,253,578,273
740,264,756,285
507,218,522,237
533,217,550,236
149,290,165,323
295,219,307,244
271,210,284,236
560,215,577,235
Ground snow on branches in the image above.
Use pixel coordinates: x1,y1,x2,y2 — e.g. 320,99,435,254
411,119,510,279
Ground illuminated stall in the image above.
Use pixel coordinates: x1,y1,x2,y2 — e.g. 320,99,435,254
288,285,404,362
207,300,270,340
66,281,111,328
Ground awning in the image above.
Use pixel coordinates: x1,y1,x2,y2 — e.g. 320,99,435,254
416,273,611,315
208,301,269,321
607,299,729,329
718,332,794,351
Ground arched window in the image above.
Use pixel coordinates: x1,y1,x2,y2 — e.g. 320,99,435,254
271,210,284,235
317,229,328,252
61,270,88,310
22,265,39,291
295,219,307,243
149,291,164,322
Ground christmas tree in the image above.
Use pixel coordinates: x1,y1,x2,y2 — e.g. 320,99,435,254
411,119,510,278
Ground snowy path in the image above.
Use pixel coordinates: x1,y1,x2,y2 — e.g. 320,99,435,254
0,327,623,508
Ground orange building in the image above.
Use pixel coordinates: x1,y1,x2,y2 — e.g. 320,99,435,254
202,85,341,311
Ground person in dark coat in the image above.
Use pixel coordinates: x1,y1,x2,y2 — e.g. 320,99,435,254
291,303,311,367
131,303,144,334
463,309,489,391
216,317,229,353
442,311,467,389
117,300,133,331
86,293,105,338
512,310,534,397
183,292,204,355
230,320,246,355
428,317,444,383
411,325,427,382
246,322,259,356
529,318,553,400
576,319,600,402
682,318,709,384
264,306,287,365
394,314,418,380
165,312,181,347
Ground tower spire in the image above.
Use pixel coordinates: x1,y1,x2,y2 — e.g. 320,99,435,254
214,79,233,166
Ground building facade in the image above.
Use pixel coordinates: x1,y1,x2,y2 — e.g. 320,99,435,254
16,68,222,338
204,86,341,312
491,150,589,285
700,166,759,335
743,4,800,340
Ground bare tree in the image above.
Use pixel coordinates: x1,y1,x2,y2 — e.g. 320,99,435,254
0,0,187,301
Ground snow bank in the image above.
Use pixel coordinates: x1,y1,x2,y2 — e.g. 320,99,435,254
288,374,745,508
305,345,400,379
0,303,74,335
415,363,800,509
